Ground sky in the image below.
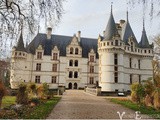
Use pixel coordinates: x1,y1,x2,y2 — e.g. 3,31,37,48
39,0,160,43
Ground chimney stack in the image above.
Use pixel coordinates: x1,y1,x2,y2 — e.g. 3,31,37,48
47,27,52,39
119,20,125,27
77,31,81,42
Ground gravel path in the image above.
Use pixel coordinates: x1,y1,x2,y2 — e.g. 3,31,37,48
47,90,152,119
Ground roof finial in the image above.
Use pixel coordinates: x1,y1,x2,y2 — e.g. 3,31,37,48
111,2,113,14
143,16,145,31
127,8,129,22
126,2,129,22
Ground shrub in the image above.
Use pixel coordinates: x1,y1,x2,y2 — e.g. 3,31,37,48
28,83,37,99
131,83,145,104
16,83,28,105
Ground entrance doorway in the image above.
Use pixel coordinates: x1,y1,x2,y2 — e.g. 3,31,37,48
68,83,72,89
74,83,78,89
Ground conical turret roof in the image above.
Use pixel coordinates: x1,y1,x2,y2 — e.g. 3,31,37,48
103,5,118,40
16,32,26,52
121,11,138,46
139,21,151,48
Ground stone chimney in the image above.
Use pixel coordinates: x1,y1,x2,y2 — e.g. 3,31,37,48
47,27,52,39
119,20,125,27
77,31,81,42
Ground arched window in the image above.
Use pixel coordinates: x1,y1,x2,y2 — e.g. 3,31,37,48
75,60,78,67
75,48,79,54
74,71,78,78
69,60,73,66
69,71,73,78
70,47,73,54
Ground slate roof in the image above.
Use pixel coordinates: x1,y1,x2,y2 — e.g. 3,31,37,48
26,33,98,58
15,32,26,52
103,9,118,40
139,27,151,48
121,21,138,46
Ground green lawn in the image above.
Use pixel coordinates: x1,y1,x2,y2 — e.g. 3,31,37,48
2,96,16,108
110,98,160,119
0,96,61,119
23,97,61,119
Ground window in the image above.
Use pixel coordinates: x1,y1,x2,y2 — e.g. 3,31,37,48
114,72,118,83
69,71,73,78
69,60,73,66
37,52,42,59
114,54,118,65
89,77,94,84
53,53,58,60
75,60,78,67
36,63,41,71
15,52,17,56
139,75,141,84
35,76,40,83
130,74,132,84
107,42,109,45
90,55,94,62
131,42,134,52
74,71,78,78
129,58,132,68
115,40,118,46
19,52,21,55
70,47,73,54
52,76,56,83
52,64,57,72
111,42,113,45
114,66,118,71
144,50,146,53
90,66,94,73
138,59,140,69
75,48,79,54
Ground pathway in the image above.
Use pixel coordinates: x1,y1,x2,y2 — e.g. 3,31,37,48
47,90,152,119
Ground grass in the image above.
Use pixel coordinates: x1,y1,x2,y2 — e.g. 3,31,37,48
23,97,61,119
0,96,61,119
110,98,160,119
2,96,16,108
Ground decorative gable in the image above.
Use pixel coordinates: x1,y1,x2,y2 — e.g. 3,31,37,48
70,34,79,46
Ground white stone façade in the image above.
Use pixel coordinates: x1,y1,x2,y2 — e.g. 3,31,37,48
10,8,153,92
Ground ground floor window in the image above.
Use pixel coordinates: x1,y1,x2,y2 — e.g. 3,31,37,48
89,77,94,84
52,76,57,83
35,76,40,83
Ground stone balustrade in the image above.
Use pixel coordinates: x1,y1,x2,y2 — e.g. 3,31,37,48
85,87,101,96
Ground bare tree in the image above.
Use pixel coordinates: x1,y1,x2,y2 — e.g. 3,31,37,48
129,0,160,19
0,0,64,58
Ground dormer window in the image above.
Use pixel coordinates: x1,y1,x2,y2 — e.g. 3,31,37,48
37,52,42,59
75,48,79,54
70,47,73,54
53,53,58,60
90,55,94,62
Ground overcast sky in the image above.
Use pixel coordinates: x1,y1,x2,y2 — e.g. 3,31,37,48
40,0,160,43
